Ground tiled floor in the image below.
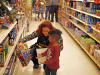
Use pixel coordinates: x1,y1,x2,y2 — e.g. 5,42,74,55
16,19,100,75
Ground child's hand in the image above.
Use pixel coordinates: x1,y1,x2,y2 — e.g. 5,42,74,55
36,53,42,59
40,61,45,64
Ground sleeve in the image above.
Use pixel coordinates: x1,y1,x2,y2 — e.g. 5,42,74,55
41,49,48,57
58,37,63,51
19,30,38,43
44,47,60,65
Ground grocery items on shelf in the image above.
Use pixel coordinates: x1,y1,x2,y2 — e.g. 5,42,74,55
94,50,100,62
3,49,17,75
0,36,9,67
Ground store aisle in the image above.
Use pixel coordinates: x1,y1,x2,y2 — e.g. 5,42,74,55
16,20,100,75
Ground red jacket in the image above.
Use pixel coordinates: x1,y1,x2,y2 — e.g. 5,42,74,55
41,43,60,70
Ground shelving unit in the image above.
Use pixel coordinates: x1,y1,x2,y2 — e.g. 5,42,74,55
0,21,17,43
62,10,100,33
0,23,26,75
59,20,100,68
68,7,100,19
59,13,100,43
58,0,100,68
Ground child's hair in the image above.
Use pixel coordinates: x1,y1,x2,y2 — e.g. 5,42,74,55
48,29,62,41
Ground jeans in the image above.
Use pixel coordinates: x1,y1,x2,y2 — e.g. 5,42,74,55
45,65,57,75
45,6,51,19
51,5,59,22
30,47,39,65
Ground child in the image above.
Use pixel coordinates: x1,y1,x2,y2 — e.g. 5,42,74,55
36,29,62,75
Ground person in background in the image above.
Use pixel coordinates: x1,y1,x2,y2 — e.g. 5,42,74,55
36,29,62,75
17,20,63,69
33,0,36,8
36,0,45,19
50,0,59,22
45,0,51,20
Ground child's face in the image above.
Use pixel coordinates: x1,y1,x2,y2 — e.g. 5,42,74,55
42,27,50,37
49,35,55,43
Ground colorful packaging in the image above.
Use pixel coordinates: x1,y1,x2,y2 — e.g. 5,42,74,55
96,32,100,41
94,50,100,62
16,43,31,67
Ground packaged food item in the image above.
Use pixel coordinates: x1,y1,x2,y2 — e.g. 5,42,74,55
96,32,100,41
96,21,100,30
90,44,95,56
86,38,95,52
93,29,97,37
94,50,100,62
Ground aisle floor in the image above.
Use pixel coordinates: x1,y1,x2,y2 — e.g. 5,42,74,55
16,19,100,75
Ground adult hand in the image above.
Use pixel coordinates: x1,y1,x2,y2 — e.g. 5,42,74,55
36,53,42,59
17,42,24,50
40,61,45,64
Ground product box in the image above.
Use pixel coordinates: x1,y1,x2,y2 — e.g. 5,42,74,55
96,32,100,41
86,38,95,52
96,21,100,30
16,43,31,67
94,50,100,62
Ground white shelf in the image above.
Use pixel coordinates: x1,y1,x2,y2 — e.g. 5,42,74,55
71,0,94,2
59,21,100,68
0,21,17,43
87,0,94,2
0,25,26,75
71,0,83,1
68,7,100,19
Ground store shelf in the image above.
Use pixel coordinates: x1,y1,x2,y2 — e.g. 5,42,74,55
63,11,100,33
87,0,94,2
59,21,100,68
69,19,100,43
71,0,94,2
59,12,100,43
68,7,100,19
71,0,83,1
0,24,26,75
0,21,17,43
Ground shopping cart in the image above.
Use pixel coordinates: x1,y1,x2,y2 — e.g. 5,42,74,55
34,2,44,21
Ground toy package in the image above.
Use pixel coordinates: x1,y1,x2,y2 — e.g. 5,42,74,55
16,43,31,67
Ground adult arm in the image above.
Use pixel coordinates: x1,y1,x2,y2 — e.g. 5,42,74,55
58,37,63,51
19,30,38,43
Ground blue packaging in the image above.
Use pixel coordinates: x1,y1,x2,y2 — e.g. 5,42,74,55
87,15,91,24
80,14,82,20
84,7,86,12
90,17,94,24
93,9,96,14
94,3,96,9
93,18,97,25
